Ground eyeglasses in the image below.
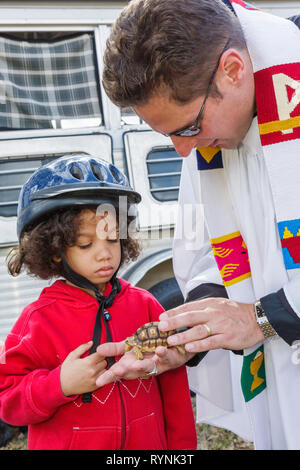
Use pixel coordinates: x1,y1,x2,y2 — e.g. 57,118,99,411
164,40,230,138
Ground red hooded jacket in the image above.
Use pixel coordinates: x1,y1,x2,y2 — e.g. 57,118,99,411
0,279,197,450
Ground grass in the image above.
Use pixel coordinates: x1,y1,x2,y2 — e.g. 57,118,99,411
196,423,253,450
192,396,254,450
0,427,27,450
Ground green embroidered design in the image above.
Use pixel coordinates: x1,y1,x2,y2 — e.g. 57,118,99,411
241,345,266,402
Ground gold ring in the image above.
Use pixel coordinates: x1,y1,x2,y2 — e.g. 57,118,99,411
203,323,212,336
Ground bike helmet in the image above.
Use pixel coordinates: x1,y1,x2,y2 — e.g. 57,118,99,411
17,153,141,239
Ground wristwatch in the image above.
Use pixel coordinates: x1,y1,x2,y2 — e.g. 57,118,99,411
254,301,277,339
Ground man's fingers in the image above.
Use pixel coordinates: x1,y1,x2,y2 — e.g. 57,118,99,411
159,309,211,334
159,299,213,320
110,355,154,378
96,341,125,357
131,357,155,375
152,346,170,365
153,345,168,358
95,353,156,387
96,368,118,387
184,334,225,353
165,323,215,347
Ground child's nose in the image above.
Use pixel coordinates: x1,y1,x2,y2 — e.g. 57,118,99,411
95,242,111,261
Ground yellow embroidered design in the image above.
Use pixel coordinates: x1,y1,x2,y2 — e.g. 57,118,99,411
250,350,265,392
195,146,221,163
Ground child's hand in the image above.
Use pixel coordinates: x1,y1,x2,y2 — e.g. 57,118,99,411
95,341,192,388
60,341,107,396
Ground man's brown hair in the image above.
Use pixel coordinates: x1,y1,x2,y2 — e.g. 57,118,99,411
102,0,247,107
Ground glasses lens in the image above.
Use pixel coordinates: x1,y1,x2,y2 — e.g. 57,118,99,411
175,127,201,137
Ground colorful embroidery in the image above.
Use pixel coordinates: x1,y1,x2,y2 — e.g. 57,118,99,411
73,378,153,408
210,231,251,286
241,346,266,402
278,219,300,269
230,0,258,10
196,146,223,170
255,63,300,146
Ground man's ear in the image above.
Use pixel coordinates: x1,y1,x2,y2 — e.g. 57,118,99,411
218,49,246,87
53,255,62,263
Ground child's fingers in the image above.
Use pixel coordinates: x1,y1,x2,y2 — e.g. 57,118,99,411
90,358,107,376
96,359,108,375
85,352,107,366
83,351,105,365
66,341,93,360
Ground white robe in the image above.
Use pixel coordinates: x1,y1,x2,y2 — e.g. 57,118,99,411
173,118,300,449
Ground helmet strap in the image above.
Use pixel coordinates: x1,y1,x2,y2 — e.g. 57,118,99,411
60,250,122,403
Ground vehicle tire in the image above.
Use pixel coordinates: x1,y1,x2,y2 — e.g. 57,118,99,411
148,277,184,310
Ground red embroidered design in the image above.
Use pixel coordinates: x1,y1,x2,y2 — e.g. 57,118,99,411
230,0,258,10
255,63,300,146
210,232,251,286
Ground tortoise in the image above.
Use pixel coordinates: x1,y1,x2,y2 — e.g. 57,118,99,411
124,321,186,359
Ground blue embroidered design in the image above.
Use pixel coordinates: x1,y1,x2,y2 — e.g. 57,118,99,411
196,148,223,170
278,219,300,269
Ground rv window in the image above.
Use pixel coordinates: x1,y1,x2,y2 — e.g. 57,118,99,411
146,148,182,202
121,107,144,126
0,32,102,130
0,153,83,217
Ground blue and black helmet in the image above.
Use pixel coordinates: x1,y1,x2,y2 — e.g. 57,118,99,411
17,153,141,239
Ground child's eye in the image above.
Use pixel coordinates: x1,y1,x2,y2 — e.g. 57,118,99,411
78,243,92,249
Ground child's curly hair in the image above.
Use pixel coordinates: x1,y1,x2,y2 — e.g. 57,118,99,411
7,206,141,280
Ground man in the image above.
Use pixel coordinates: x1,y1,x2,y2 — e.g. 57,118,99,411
96,0,300,449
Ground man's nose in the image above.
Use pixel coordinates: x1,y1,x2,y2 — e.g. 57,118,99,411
170,136,199,157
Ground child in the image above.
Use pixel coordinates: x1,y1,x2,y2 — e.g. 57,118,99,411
0,154,197,450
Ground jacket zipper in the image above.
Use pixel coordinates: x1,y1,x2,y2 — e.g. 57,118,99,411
117,382,126,449
103,310,126,448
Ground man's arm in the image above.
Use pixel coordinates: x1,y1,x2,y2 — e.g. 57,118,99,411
288,15,300,29
261,288,300,346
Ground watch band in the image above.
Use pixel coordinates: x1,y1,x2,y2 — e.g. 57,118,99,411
254,301,277,339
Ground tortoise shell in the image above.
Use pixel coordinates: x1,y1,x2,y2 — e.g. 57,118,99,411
124,321,185,359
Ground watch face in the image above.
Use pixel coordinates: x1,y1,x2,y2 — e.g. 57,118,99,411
255,302,265,318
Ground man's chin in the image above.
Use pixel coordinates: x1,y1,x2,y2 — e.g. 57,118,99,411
219,139,241,150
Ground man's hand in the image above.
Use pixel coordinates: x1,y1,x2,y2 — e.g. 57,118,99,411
95,341,193,387
158,297,264,353
152,345,194,371
60,341,107,396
